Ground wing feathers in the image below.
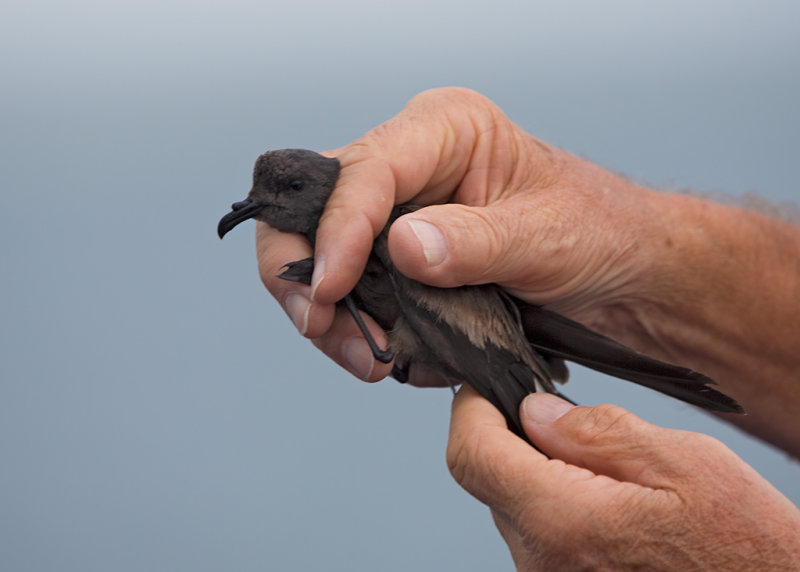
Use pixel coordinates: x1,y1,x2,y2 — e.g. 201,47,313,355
516,303,743,413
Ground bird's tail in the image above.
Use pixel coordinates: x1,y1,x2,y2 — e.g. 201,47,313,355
516,304,744,414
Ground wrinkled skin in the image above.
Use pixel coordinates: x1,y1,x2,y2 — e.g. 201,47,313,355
255,87,800,569
448,387,800,570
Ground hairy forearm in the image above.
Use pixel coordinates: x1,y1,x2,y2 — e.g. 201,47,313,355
618,191,800,455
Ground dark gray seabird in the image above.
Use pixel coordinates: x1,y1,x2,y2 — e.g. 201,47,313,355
218,149,742,443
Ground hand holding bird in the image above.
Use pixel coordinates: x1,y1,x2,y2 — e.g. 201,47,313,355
219,147,741,441
217,87,800,569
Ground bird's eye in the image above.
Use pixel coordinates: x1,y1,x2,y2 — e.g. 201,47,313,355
289,180,304,191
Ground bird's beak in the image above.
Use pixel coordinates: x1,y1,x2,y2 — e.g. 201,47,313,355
217,198,263,239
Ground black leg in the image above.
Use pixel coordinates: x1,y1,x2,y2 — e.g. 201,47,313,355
343,295,394,364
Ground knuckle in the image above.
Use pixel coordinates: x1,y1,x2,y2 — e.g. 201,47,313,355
337,140,385,180
446,423,520,505
410,86,490,111
575,404,641,449
446,424,497,493
445,427,475,486
444,207,507,283
684,431,724,452
407,87,459,109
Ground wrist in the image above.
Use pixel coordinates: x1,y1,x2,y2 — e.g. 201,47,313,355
601,190,800,454
634,191,800,368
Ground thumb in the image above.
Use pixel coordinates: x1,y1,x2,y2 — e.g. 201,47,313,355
521,393,695,488
387,200,576,294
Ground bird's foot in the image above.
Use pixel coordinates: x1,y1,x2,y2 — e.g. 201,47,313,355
277,257,314,285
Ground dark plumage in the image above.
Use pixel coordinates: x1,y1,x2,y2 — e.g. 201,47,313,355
218,149,743,443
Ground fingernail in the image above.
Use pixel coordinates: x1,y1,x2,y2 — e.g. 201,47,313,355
406,219,447,266
310,255,325,302
342,338,375,380
522,393,575,425
285,293,311,336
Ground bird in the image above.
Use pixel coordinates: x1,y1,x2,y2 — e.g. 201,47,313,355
218,148,743,444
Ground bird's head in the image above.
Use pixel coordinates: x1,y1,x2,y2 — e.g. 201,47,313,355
217,149,341,242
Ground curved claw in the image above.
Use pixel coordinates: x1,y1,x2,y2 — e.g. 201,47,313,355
278,257,315,285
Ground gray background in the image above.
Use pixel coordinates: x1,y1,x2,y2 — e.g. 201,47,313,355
2,1,798,570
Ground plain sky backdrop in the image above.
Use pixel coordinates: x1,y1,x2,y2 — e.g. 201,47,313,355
2,1,798,570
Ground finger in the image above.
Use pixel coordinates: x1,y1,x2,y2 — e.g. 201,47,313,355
307,153,399,305
520,393,705,488
256,221,335,338
257,218,393,381
310,88,494,305
447,386,597,520
308,312,450,386
387,197,589,296
387,170,648,307
310,305,394,382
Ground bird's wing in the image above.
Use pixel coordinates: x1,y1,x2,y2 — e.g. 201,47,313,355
378,263,554,441
515,302,744,413
391,284,550,440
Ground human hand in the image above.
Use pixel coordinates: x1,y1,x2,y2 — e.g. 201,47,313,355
447,385,800,570
256,87,667,384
